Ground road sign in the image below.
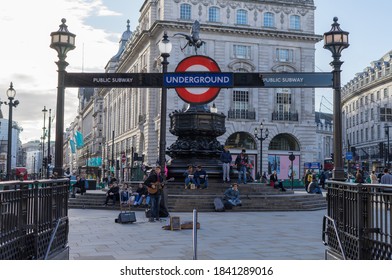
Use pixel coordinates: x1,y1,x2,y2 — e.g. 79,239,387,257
174,55,222,104
346,152,353,160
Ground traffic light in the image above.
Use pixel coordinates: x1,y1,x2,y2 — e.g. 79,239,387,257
43,157,47,167
330,153,334,162
48,154,52,164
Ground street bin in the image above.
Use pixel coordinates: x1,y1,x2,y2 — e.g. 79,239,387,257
86,179,97,190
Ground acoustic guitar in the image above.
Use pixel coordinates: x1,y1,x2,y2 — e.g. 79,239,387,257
147,177,174,194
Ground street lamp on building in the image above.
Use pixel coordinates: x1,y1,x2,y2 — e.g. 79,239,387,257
158,31,172,175
254,122,269,181
323,17,349,181
50,18,76,177
3,83,19,180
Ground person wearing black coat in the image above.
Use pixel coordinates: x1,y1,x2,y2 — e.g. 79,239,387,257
104,178,120,206
71,175,86,197
269,171,286,192
143,166,164,222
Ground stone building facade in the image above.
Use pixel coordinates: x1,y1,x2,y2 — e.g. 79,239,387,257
342,50,392,172
64,0,327,181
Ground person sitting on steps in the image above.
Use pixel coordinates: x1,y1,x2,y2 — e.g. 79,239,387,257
71,175,86,198
224,182,242,207
194,165,208,189
133,183,150,207
184,165,196,189
307,175,322,194
103,178,120,206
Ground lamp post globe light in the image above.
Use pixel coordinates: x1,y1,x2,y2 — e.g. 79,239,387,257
4,82,19,180
50,18,75,177
158,31,172,176
323,17,349,181
254,122,269,181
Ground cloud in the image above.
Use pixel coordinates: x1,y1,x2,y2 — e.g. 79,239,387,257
0,0,124,143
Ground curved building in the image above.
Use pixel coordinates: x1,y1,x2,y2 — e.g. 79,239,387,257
342,50,392,172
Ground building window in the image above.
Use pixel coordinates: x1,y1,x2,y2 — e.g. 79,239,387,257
208,7,220,22
384,88,389,99
232,90,249,111
377,125,381,139
289,15,301,30
233,45,251,59
180,4,191,20
236,9,248,25
263,12,275,27
276,88,292,114
380,107,392,122
366,128,368,141
377,90,380,100
276,48,294,62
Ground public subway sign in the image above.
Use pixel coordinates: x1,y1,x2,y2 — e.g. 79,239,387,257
64,72,332,89
64,73,163,88
260,73,333,88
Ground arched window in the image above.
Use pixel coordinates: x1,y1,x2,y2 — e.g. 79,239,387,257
225,132,257,150
289,15,301,30
268,133,300,151
263,12,275,27
236,9,248,25
180,4,191,20
208,7,220,22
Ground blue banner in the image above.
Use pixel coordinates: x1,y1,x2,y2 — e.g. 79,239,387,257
69,139,76,154
75,131,84,148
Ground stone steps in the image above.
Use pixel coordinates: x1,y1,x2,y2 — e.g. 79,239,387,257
68,182,326,212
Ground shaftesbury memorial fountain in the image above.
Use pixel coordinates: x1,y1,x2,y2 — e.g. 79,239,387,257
167,104,226,180
166,21,226,180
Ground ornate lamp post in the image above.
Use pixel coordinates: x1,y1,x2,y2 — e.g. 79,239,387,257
3,83,19,180
254,122,269,181
41,106,47,178
385,125,391,168
158,31,172,175
50,18,76,177
47,109,52,178
323,17,349,181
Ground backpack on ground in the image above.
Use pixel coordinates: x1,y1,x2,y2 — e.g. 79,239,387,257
214,197,225,212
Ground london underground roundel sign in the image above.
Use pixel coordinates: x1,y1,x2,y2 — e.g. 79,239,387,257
174,55,221,104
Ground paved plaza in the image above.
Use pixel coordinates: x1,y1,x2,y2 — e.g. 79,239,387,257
68,206,327,260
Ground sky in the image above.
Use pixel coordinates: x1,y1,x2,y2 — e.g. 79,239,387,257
0,0,391,144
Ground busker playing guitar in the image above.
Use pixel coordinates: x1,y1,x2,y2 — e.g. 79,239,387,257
144,165,164,222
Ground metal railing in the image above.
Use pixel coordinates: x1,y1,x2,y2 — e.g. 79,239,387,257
323,180,392,259
271,111,298,121
0,179,69,260
227,109,256,120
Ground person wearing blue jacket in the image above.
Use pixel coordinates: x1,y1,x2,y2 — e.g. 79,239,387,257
220,146,232,183
224,183,242,206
